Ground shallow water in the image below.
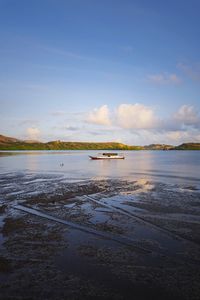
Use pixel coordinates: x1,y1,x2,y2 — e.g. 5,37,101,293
0,150,199,185
0,153,200,299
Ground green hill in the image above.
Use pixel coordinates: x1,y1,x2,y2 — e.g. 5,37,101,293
0,134,142,150
143,144,173,150
173,143,200,150
0,134,200,150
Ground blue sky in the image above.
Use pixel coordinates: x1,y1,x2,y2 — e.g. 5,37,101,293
0,0,200,145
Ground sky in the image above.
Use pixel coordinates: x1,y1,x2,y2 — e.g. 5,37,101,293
0,0,200,145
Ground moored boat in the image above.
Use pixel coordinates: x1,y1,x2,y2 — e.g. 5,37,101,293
89,153,125,160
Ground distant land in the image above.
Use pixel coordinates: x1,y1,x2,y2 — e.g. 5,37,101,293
0,134,200,150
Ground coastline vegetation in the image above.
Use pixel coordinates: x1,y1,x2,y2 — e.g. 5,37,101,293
0,135,200,150
0,141,143,151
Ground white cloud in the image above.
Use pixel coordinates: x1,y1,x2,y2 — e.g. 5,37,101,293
165,131,187,142
116,103,158,129
174,105,200,127
86,103,200,132
81,103,200,145
148,73,182,85
26,127,40,140
87,105,111,126
165,129,200,144
115,127,199,146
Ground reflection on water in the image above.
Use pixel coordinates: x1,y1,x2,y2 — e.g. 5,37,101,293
0,150,199,185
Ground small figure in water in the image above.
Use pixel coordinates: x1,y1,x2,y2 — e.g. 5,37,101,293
60,163,64,167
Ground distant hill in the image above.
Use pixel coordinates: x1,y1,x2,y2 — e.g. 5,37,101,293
23,139,42,144
173,143,200,150
0,134,142,150
143,144,173,150
0,134,20,144
0,134,199,150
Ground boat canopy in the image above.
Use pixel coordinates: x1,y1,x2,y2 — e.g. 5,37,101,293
102,153,118,156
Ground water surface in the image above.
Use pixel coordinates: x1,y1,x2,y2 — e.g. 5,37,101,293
0,150,199,184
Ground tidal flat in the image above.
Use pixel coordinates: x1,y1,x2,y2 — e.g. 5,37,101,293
0,172,200,300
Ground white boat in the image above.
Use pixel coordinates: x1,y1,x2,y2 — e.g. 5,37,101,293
89,153,125,160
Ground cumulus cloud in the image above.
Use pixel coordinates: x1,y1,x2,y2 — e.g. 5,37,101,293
133,128,200,145
165,129,200,144
87,103,200,131
87,105,111,126
165,130,188,142
85,103,200,144
116,103,158,129
148,73,182,85
174,105,200,127
26,127,40,140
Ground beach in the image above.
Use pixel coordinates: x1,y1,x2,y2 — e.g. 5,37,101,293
0,153,200,299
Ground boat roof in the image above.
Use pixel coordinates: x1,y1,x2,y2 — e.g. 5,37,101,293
102,153,118,155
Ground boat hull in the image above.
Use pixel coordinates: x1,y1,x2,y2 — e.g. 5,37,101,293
89,156,125,160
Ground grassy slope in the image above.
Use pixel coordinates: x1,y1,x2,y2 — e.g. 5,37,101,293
173,143,200,150
0,134,199,150
0,140,143,150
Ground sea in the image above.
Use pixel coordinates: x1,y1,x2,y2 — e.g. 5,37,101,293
0,150,199,185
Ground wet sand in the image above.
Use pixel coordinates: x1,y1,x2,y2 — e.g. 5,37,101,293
0,172,200,299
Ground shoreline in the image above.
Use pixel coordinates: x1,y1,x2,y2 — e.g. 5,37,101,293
0,172,200,299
